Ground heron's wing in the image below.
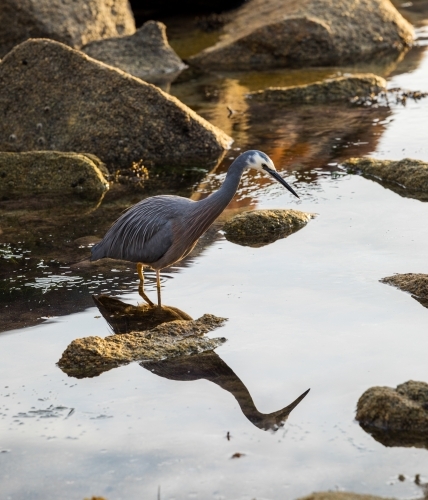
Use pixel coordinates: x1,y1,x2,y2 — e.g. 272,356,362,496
91,196,186,263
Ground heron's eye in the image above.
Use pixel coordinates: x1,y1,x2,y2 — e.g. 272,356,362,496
261,163,268,169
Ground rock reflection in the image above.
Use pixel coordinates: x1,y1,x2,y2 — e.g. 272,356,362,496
60,295,309,431
143,352,309,431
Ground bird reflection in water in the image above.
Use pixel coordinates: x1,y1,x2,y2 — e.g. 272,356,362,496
92,295,310,432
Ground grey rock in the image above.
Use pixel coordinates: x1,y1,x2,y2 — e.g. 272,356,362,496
0,39,232,173
0,151,108,200
248,74,387,104
82,21,187,85
189,0,413,70
0,0,135,58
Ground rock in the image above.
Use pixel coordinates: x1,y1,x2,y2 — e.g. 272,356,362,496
58,313,227,378
0,39,232,173
356,381,428,448
381,273,428,309
189,0,413,71
298,493,395,500
0,151,108,200
247,74,387,104
82,21,187,85
343,158,428,201
223,209,315,247
0,0,135,58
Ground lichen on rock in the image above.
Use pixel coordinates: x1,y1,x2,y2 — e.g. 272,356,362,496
247,75,386,104
82,21,187,84
223,209,315,247
356,381,428,448
0,151,108,200
58,313,227,378
343,157,428,201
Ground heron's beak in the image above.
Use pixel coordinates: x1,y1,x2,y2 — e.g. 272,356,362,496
263,166,300,199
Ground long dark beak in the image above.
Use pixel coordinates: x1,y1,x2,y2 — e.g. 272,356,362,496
263,166,299,199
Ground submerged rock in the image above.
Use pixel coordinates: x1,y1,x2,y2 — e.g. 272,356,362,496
223,209,314,247
298,493,395,500
189,0,413,71
248,75,386,104
0,39,232,173
381,273,428,309
356,381,428,448
82,21,186,85
344,158,428,201
58,313,227,378
0,0,135,58
0,151,108,200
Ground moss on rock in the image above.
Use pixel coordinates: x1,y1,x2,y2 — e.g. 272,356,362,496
223,209,315,247
248,75,386,104
356,381,428,448
0,151,108,200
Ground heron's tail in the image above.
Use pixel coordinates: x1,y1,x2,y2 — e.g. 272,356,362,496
90,241,105,261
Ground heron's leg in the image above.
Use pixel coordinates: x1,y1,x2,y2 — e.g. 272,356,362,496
156,270,162,307
136,263,154,307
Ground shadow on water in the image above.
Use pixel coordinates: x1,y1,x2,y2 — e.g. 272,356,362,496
64,294,310,432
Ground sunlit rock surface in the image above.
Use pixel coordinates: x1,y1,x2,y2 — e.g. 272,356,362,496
344,157,428,201
0,0,135,58
223,209,315,247
356,381,428,448
381,273,428,309
0,39,232,172
82,21,187,85
248,75,386,104
189,0,413,70
0,151,109,200
58,312,227,378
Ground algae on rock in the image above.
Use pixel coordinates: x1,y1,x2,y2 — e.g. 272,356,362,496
248,75,387,104
82,21,187,85
0,39,232,173
58,313,227,378
0,151,108,200
223,209,315,247
356,381,428,448
381,273,428,309
343,157,428,201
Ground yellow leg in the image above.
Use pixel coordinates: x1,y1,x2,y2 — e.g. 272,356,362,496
136,263,154,307
156,270,161,307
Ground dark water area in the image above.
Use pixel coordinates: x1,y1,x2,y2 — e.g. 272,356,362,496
2,6,428,500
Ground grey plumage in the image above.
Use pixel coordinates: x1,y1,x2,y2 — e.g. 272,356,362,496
91,150,298,305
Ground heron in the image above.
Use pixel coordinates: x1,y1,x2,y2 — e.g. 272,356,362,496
91,150,299,306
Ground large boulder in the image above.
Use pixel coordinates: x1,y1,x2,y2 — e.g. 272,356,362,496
0,39,232,172
248,75,387,104
0,0,135,58
82,21,187,85
189,0,414,70
0,151,109,200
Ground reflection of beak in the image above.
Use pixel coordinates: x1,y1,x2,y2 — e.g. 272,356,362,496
263,166,299,199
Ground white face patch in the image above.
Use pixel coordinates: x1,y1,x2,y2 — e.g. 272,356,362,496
245,151,276,172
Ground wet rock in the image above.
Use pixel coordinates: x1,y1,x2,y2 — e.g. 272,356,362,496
381,273,428,309
82,21,187,85
58,313,227,378
0,0,135,58
189,0,413,71
0,39,232,173
248,75,387,105
0,151,108,200
223,209,315,247
343,157,428,201
298,493,395,500
356,381,428,448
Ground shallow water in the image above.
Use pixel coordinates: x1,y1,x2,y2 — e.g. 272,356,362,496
3,12,428,500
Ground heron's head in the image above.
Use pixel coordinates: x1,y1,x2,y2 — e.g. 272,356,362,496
242,150,299,198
